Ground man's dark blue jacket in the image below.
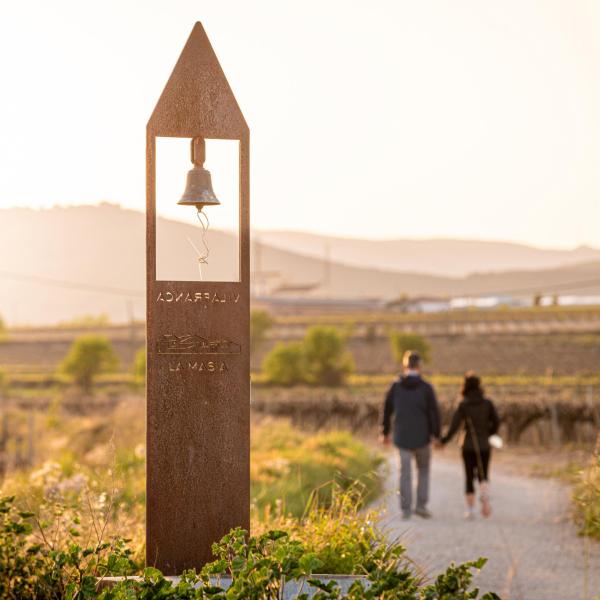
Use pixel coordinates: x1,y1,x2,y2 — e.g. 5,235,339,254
381,375,441,449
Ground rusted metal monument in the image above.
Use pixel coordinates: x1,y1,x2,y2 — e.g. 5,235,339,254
146,23,249,573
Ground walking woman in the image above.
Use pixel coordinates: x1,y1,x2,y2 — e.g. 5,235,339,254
441,373,500,519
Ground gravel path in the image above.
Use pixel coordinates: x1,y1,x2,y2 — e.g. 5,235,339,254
378,452,600,600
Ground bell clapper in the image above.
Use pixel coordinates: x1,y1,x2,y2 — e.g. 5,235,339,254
186,208,211,280
196,207,211,269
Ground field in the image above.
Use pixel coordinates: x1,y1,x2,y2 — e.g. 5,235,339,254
1,307,599,448
0,308,598,598
0,308,598,529
267,306,600,348
250,379,600,444
4,306,600,377
254,332,600,376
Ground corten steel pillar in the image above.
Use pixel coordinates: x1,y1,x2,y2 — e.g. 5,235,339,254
146,23,249,573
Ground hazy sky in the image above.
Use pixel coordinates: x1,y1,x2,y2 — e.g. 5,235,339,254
2,0,600,248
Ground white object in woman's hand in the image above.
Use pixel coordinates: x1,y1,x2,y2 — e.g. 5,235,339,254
489,434,503,449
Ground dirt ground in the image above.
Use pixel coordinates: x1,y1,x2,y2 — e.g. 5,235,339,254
378,451,600,600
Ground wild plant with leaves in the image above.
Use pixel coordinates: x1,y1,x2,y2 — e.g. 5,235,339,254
101,528,499,599
0,495,136,599
0,494,500,599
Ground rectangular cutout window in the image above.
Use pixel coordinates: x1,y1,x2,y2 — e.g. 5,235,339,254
155,137,240,282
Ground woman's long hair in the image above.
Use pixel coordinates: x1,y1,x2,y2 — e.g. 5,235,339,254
462,372,483,397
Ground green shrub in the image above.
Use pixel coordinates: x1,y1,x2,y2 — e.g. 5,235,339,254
0,314,6,342
303,326,354,386
262,342,305,386
250,309,275,354
59,335,119,391
262,326,354,387
389,331,431,365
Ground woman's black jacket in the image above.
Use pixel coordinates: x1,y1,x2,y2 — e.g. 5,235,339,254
441,391,500,452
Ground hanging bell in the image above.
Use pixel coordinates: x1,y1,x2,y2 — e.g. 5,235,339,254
178,137,220,209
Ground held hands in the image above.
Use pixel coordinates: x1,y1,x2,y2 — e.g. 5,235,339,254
433,437,444,450
379,434,391,447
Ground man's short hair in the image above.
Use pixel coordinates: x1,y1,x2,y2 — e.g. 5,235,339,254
403,351,421,369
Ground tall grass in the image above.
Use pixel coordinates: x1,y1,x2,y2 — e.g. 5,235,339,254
1,402,385,566
573,436,600,539
253,481,400,575
251,420,384,517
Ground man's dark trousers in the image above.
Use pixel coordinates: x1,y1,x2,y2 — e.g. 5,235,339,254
399,445,431,512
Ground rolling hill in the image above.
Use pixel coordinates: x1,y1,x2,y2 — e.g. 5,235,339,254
256,230,600,277
0,204,599,324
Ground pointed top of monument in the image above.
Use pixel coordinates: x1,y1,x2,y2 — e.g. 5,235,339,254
148,22,248,139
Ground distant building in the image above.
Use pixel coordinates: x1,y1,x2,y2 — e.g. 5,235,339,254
543,294,600,307
450,296,528,310
386,296,451,313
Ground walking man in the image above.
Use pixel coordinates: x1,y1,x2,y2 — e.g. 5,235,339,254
381,351,441,520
